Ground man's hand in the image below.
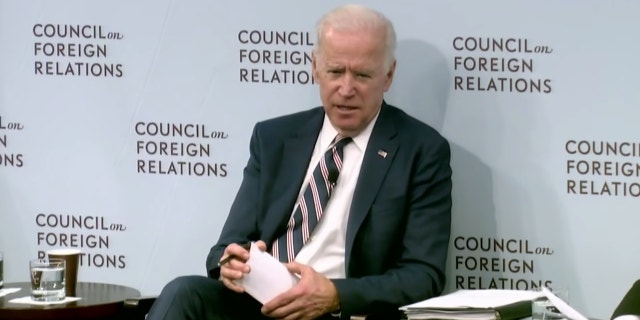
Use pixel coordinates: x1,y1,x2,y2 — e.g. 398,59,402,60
218,241,267,293
261,262,340,320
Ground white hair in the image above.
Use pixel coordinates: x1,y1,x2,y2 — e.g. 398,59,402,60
313,4,397,69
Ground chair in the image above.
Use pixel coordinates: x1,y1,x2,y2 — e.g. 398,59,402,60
611,280,640,320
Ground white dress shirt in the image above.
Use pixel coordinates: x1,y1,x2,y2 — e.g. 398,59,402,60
293,111,379,278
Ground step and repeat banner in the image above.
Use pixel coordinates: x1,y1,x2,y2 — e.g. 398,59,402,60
1,0,639,318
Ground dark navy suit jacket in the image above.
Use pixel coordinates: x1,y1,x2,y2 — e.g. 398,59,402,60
206,103,452,318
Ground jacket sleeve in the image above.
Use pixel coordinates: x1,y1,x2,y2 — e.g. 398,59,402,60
205,124,263,279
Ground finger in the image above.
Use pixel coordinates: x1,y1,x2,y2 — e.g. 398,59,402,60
277,304,310,320
284,262,303,275
219,243,252,268
262,301,296,319
262,289,299,314
226,243,251,259
220,276,245,293
229,257,251,273
220,260,249,280
219,259,249,281
219,268,243,281
255,240,267,251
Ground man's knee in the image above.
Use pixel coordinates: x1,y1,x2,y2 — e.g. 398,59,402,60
161,275,214,297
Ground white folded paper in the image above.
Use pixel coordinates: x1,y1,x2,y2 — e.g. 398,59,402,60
9,296,82,305
0,287,21,297
234,242,299,304
400,289,544,310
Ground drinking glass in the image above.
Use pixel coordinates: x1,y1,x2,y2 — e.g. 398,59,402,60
29,258,66,301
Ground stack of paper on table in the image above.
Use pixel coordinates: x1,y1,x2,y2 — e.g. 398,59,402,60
399,289,545,320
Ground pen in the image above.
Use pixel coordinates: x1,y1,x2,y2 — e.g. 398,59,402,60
217,242,252,267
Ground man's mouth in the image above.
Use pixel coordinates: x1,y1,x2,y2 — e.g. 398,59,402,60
336,105,357,111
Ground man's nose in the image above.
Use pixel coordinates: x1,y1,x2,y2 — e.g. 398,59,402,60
338,74,355,97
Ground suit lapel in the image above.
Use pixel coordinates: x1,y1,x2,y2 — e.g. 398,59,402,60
345,104,398,270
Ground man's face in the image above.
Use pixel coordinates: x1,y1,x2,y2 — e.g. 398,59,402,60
312,26,396,137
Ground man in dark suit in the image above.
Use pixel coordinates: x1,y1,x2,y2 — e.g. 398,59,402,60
147,4,451,320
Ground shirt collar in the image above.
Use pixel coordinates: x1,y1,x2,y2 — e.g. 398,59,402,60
319,108,381,153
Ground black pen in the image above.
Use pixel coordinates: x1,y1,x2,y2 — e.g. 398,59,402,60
217,242,252,267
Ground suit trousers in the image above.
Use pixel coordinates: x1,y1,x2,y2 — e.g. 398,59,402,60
146,275,339,320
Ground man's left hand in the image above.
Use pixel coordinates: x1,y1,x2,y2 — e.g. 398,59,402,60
261,262,340,320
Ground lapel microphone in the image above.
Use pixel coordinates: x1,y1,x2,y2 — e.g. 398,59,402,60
328,169,339,188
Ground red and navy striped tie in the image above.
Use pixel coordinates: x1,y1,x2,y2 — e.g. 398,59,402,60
272,135,352,262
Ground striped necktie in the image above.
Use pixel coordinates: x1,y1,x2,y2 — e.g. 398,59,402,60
272,135,352,262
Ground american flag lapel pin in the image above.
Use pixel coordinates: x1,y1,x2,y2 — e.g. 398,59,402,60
377,149,387,158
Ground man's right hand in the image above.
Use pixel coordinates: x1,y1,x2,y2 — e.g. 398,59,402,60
218,240,267,293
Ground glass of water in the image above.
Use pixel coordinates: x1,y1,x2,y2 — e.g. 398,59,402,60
29,258,66,301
